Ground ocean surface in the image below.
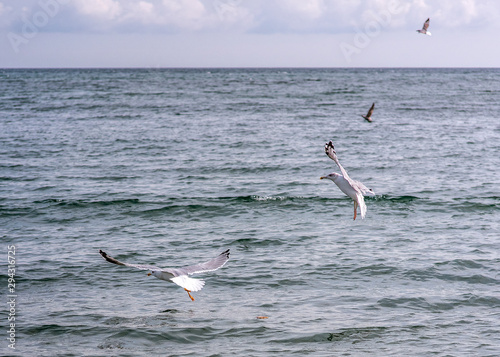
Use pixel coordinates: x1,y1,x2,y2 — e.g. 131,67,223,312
1,68,499,356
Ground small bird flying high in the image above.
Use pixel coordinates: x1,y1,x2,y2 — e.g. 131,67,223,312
417,18,431,36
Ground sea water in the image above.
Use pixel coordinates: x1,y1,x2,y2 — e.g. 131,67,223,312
1,68,499,356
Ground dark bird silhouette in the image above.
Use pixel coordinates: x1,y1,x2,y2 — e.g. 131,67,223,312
361,102,375,122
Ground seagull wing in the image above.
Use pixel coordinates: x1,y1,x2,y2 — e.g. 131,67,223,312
99,250,161,271
324,141,357,187
173,249,230,276
366,102,375,118
423,18,430,31
353,180,375,196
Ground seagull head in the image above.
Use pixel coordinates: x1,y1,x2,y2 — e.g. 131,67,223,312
320,173,341,182
147,270,155,277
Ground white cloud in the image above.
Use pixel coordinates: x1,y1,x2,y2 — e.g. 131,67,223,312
0,1,14,16
160,0,207,29
394,0,500,29
1,0,499,68
1,0,499,34
120,1,159,25
67,0,251,31
162,0,204,17
74,0,122,20
0,2,14,28
278,0,325,19
136,0,154,15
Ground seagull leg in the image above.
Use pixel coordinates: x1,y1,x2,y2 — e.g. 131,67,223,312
185,288,195,301
353,201,358,220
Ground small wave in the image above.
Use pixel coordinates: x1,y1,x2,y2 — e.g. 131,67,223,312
378,294,500,311
16,196,328,220
434,259,485,270
24,323,110,338
111,326,222,344
86,176,140,181
321,89,359,95
378,297,455,311
230,237,285,248
459,294,500,307
435,273,499,285
395,107,428,111
34,198,142,207
403,266,499,285
134,203,221,215
273,326,391,343
352,264,399,275
247,195,293,202
449,200,500,212
371,195,420,202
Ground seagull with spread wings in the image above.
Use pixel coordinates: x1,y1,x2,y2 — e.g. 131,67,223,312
321,141,374,220
361,102,375,122
99,249,230,301
417,18,431,36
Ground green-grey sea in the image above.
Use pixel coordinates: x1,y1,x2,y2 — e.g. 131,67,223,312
1,68,499,356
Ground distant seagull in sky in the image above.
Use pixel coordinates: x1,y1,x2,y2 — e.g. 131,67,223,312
321,141,374,220
99,249,230,301
361,102,375,122
417,18,431,36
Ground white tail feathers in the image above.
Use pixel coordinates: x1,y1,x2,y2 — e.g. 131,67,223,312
171,275,205,292
357,193,367,219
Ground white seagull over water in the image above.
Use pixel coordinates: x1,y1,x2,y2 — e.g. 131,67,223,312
417,18,431,36
321,141,374,220
99,249,230,301
361,102,375,122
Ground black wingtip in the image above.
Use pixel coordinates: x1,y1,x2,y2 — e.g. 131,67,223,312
325,140,336,153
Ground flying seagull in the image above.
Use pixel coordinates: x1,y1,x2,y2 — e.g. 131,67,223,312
99,249,230,301
320,141,374,220
361,102,375,122
417,18,431,36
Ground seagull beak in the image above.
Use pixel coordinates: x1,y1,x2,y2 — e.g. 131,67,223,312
320,176,325,180
147,273,151,276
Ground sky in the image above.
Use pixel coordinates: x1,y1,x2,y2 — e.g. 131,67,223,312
0,0,499,68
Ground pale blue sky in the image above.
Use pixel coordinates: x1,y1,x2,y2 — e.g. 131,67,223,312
1,0,499,67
